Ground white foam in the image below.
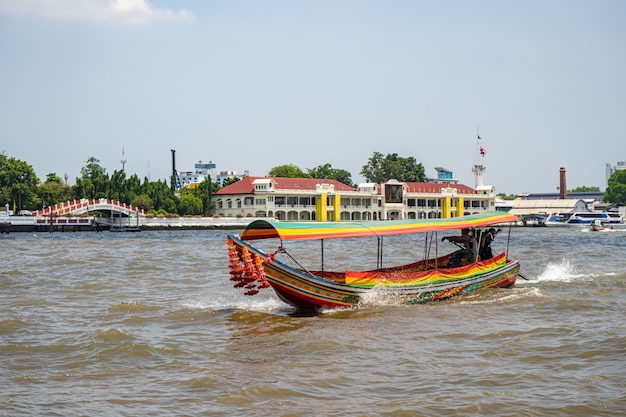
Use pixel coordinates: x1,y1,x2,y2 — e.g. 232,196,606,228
534,259,586,283
181,291,285,313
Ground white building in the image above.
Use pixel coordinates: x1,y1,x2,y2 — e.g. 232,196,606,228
214,176,495,220
606,161,626,186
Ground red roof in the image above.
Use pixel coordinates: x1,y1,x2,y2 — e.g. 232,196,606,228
404,182,477,194
214,177,356,195
215,177,477,195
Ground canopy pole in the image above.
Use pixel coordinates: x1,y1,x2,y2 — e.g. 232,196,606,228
423,233,429,269
506,225,512,260
435,231,438,268
321,239,325,277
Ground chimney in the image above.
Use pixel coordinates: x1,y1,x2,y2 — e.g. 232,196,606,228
559,167,567,199
171,149,177,176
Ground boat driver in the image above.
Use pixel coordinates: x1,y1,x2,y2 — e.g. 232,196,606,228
442,229,477,267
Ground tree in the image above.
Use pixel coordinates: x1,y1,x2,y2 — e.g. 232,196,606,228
268,164,310,178
109,169,127,202
177,194,203,215
497,193,518,201
604,170,626,205
360,152,426,183
74,157,109,200
143,179,178,213
37,173,72,207
569,186,600,192
131,194,153,212
307,163,354,187
221,176,241,188
0,154,40,212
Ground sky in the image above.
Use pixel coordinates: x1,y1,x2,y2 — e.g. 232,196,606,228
1,0,625,195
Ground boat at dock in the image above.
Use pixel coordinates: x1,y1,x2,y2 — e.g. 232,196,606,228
226,211,521,311
544,211,624,227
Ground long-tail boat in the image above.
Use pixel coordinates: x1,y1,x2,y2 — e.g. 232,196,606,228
227,211,520,311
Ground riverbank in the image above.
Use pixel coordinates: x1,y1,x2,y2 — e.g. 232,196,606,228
0,216,258,233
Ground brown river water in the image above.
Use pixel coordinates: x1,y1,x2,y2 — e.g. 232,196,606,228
1,227,625,416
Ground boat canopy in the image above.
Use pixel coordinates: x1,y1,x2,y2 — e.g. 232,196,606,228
240,211,519,241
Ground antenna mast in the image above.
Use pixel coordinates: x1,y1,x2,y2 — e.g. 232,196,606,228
121,146,127,171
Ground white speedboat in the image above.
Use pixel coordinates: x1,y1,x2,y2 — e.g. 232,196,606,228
544,212,624,227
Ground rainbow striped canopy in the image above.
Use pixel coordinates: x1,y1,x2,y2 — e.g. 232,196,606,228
240,211,518,241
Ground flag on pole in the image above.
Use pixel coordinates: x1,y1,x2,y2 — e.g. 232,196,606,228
479,146,486,156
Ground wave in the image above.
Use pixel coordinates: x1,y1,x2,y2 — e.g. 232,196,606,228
528,259,587,283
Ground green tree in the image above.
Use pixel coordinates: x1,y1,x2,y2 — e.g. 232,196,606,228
177,193,203,215
181,179,218,216
37,173,72,207
360,152,426,183
0,154,40,212
307,163,354,187
268,164,310,178
109,169,127,202
221,176,241,188
142,178,178,213
497,193,518,201
569,186,600,192
131,194,154,212
604,170,626,205
74,157,109,200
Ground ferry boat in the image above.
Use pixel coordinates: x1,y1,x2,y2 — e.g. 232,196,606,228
544,211,624,227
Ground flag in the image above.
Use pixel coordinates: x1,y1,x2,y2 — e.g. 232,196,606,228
479,146,486,156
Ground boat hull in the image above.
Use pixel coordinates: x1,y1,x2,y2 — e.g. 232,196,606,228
228,235,520,311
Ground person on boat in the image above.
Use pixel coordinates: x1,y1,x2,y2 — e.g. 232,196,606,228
442,229,477,267
478,228,501,260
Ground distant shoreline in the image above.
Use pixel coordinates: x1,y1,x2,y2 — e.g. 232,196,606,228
0,216,258,233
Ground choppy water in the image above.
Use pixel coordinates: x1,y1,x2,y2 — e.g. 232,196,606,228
1,227,625,416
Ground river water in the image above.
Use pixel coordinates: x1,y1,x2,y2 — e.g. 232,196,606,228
1,227,625,416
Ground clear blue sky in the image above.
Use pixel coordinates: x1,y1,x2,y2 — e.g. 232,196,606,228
1,0,624,194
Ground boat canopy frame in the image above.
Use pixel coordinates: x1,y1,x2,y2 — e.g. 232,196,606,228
238,211,518,274
240,211,518,242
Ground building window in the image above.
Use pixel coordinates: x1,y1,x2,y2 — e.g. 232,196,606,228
275,196,285,205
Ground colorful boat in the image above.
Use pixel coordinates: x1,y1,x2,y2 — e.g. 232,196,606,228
227,211,521,311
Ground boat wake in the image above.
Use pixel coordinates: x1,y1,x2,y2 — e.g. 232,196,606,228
181,294,286,313
533,259,587,283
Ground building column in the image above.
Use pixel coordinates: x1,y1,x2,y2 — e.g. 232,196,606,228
333,193,341,222
456,196,464,217
316,193,328,222
443,195,451,218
